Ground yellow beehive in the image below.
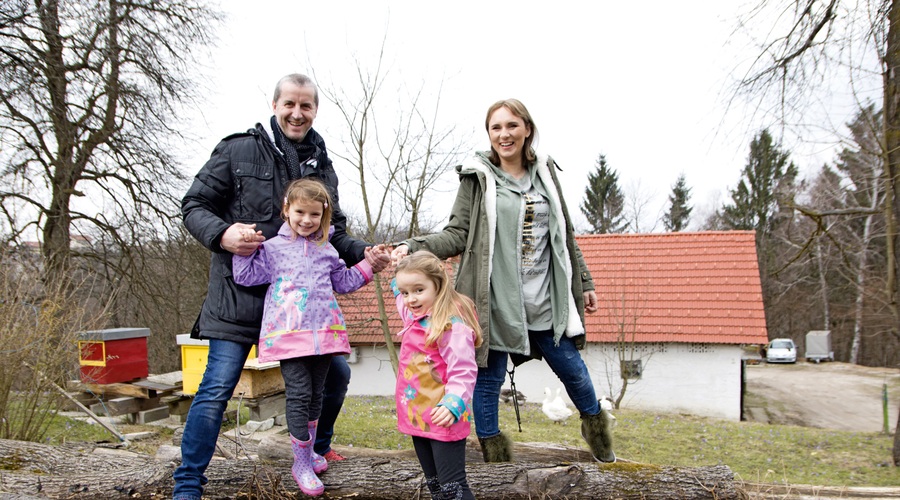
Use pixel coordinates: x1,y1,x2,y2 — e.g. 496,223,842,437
176,334,256,395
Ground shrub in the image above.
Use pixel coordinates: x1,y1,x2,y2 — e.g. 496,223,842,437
0,248,109,442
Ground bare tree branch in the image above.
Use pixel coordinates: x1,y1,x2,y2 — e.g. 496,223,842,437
0,0,222,283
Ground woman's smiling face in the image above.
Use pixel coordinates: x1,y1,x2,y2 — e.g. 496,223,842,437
488,106,531,166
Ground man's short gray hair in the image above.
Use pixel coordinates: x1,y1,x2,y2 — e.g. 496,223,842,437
273,73,319,106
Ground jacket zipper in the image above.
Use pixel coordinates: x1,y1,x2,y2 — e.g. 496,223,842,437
304,239,321,355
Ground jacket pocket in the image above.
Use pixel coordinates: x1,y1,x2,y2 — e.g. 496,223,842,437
233,161,275,222
211,253,266,326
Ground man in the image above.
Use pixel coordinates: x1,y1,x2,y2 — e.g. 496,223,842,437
175,73,386,500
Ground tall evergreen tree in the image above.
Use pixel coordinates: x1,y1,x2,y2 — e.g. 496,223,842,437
662,173,693,232
580,154,627,234
721,129,798,237
831,104,886,366
835,104,883,213
721,128,800,385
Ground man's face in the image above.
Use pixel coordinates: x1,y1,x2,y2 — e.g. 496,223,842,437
272,82,318,142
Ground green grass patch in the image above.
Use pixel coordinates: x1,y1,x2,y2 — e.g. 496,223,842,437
38,414,106,444
37,412,175,449
333,396,897,487
330,395,410,451
23,398,251,446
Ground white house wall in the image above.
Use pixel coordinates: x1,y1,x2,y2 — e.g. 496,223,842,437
344,346,401,398
579,343,744,421
345,343,745,421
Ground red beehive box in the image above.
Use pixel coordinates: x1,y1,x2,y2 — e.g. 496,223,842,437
78,327,150,384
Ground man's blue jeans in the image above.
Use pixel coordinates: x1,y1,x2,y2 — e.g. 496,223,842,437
172,339,351,499
472,330,599,439
316,354,350,455
173,339,253,500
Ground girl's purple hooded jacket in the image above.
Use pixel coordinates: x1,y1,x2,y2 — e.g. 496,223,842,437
392,279,477,442
233,223,373,362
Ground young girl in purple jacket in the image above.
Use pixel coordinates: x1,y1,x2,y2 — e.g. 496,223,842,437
392,251,483,500
233,179,388,496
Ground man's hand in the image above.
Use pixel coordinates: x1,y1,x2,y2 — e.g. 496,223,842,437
430,405,455,428
365,244,392,273
583,290,598,314
221,223,265,256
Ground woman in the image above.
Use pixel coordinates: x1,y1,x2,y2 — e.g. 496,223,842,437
391,99,615,463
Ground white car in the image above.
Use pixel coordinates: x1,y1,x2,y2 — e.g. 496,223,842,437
766,338,797,363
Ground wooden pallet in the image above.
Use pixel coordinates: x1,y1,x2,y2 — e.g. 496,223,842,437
66,375,180,423
68,378,179,399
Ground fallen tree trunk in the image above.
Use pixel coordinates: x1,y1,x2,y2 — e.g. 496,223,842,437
0,438,744,499
257,434,601,463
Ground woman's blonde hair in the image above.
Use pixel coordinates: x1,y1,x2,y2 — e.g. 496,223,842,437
282,178,333,245
396,251,483,348
484,98,538,166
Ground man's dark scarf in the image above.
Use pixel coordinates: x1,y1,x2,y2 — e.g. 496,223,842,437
270,116,319,180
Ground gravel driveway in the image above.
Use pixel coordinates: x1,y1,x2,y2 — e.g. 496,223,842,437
744,361,900,432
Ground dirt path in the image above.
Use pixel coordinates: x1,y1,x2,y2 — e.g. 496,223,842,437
744,361,900,432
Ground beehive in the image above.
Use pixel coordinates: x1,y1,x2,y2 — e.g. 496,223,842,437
78,328,150,384
176,334,257,395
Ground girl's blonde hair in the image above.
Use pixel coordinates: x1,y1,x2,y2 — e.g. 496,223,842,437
282,178,333,245
396,251,483,348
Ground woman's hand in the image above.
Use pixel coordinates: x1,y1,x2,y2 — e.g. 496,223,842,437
583,290,598,314
390,244,409,264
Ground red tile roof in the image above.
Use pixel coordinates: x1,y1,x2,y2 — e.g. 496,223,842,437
338,231,768,346
578,231,768,345
339,271,402,345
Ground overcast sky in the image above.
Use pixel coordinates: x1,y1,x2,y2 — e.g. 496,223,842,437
187,1,866,232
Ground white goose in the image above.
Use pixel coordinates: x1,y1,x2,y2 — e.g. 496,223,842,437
542,387,574,424
599,395,617,428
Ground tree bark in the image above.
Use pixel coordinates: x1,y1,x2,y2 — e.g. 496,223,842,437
885,0,900,468
0,438,745,499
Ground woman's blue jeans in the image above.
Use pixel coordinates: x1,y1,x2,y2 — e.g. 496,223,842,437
173,339,254,500
472,330,599,439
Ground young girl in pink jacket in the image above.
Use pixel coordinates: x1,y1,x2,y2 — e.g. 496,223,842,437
392,251,483,500
233,179,388,496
